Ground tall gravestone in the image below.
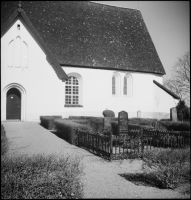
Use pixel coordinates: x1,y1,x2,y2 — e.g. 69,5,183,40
118,110,128,135
137,110,141,118
170,107,178,122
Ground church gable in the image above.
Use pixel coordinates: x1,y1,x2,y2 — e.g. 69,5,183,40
1,2,68,81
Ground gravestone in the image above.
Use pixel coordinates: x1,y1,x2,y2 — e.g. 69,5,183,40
170,107,177,122
118,110,128,135
137,110,141,118
103,117,112,130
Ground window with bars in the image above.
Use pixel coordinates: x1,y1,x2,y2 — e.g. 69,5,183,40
65,76,79,105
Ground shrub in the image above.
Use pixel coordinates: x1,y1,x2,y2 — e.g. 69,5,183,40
40,116,62,130
54,119,89,145
102,110,115,117
89,117,104,133
1,124,8,156
176,100,190,121
69,116,101,119
63,118,90,126
142,148,190,189
111,122,154,136
128,118,158,125
159,121,190,131
1,154,83,199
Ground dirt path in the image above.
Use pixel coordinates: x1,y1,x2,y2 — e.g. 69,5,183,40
2,122,189,199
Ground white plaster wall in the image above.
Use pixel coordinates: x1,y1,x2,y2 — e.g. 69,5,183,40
1,19,65,121
62,67,166,119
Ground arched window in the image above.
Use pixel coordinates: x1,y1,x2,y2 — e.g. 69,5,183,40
22,41,28,68
112,73,120,96
112,76,116,95
8,40,14,67
15,36,21,67
65,76,79,105
123,74,132,97
124,76,127,95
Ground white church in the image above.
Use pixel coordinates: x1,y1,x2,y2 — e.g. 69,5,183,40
1,1,180,122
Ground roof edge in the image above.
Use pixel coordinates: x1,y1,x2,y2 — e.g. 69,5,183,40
153,80,180,99
61,63,165,75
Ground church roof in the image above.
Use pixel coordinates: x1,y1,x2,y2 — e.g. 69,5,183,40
1,1,166,75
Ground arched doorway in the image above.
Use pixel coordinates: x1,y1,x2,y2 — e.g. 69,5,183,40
6,88,21,120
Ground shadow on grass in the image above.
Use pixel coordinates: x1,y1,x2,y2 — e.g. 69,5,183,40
119,173,165,189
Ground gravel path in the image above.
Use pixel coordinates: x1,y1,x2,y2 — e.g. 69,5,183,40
2,122,189,199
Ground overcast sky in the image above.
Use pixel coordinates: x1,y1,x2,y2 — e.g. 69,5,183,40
92,1,190,81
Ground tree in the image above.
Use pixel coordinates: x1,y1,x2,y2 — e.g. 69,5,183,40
176,100,190,121
164,51,190,106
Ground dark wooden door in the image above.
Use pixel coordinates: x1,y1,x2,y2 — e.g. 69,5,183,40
6,88,21,120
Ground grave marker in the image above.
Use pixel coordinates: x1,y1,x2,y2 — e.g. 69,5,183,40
118,110,128,135
103,117,112,130
137,110,141,118
170,107,177,122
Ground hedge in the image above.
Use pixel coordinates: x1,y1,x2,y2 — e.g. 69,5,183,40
64,118,89,126
40,116,62,130
54,119,90,145
159,121,190,131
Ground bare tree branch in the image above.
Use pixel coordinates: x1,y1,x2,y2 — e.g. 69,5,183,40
164,51,190,106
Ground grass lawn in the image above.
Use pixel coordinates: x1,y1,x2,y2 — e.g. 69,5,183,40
1,123,84,199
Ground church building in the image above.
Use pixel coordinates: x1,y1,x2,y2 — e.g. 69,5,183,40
1,1,179,121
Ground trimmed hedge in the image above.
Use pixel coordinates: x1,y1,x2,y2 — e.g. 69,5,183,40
40,116,62,130
89,118,104,132
54,119,90,145
159,121,190,131
69,116,100,119
70,119,90,126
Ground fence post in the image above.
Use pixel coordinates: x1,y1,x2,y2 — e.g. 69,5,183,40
110,130,113,161
140,127,144,153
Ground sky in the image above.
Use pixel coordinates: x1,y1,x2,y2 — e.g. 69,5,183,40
92,1,190,81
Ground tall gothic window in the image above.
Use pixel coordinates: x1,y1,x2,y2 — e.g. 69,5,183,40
123,74,132,97
15,36,21,67
112,73,120,96
112,76,115,95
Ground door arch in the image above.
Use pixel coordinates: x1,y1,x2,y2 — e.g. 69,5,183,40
2,83,27,121
6,88,21,120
